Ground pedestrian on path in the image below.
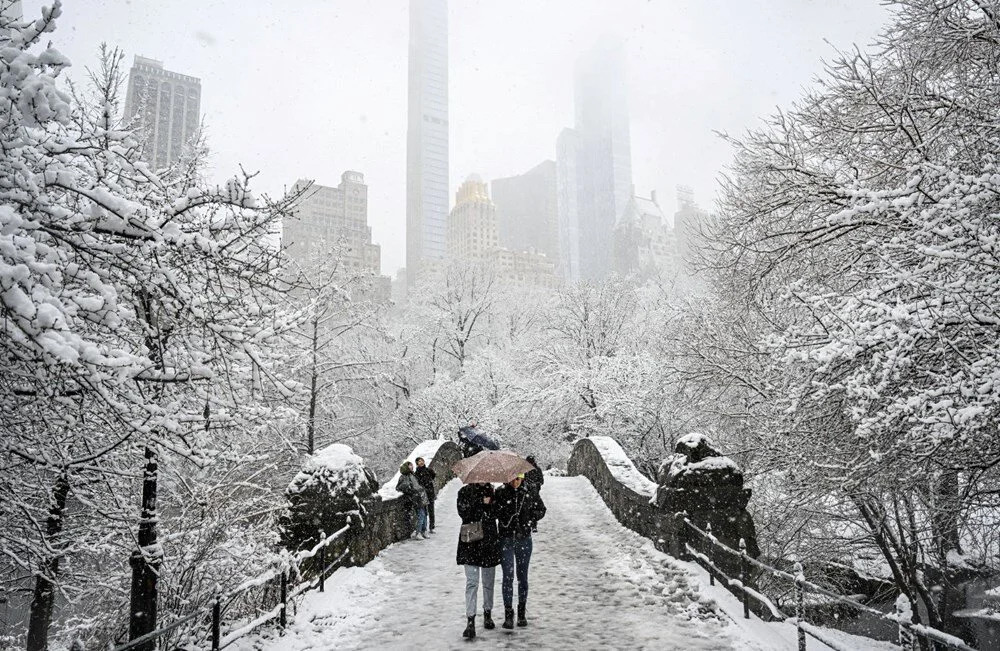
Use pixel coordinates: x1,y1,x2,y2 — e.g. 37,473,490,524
495,473,546,629
395,461,429,539
524,455,544,532
414,457,437,533
457,482,501,639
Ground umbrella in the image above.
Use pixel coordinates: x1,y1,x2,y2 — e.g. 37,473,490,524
459,426,500,451
452,450,534,484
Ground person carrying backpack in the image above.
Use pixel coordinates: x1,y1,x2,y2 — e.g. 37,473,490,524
523,455,544,532
395,461,429,539
494,473,546,628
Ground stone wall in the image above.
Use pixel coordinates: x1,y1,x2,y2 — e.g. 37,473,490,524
568,436,774,620
566,438,680,556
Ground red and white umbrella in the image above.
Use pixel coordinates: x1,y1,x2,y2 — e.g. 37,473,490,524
452,449,534,484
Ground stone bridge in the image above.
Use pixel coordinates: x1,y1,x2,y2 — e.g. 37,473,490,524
222,435,900,651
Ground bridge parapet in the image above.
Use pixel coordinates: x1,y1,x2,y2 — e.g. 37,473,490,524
566,436,665,545
568,434,762,607
280,439,463,567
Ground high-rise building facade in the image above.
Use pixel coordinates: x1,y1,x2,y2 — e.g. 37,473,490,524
123,56,201,170
285,172,383,279
448,175,498,260
406,0,449,289
556,128,582,282
674,185,709,271
613,190,678,279
491,160,559,262
447,175,558,289
558,39,633,282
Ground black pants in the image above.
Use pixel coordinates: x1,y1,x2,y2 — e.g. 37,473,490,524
427,498,436,530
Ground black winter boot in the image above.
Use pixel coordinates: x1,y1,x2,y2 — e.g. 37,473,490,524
463,615,476,639
483,610,495,630
502,607,515,630
516,603,527,627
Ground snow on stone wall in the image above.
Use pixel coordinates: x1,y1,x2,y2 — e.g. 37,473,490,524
587,435,658,498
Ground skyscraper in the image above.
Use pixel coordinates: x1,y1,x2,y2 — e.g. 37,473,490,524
556,128,582,282
123,56,201,170
491,160,559,261
613,190,678,279
447,174,498,260
562,38,633,282
284,172,390,300
446,175,558,289
405,0,449,289
285,172,381,273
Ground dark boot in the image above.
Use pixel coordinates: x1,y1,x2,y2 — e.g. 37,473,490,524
483,610,495,630
463,615,476,639
517,603,527,627
502,607,515,629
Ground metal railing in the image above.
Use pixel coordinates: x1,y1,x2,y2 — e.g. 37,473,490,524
678,514,978,651
112,518,357,651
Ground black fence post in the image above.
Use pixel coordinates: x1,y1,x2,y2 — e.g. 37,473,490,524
674,511,689,560
739,538,750,619
706,522,715,586
211,598,221,651
793,561,805,651
280,570,288,629
319,543,326,593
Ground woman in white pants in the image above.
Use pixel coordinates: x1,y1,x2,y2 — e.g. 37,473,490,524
456,482,500,639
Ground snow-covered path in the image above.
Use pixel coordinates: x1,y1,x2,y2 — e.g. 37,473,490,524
235,476,774,650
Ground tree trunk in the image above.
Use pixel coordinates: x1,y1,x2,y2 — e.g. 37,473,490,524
931,469,961,565
307,316,321,454
26,473,71,651
129,446,160,650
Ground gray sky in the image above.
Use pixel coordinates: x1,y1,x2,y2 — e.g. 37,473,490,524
27,0,889,275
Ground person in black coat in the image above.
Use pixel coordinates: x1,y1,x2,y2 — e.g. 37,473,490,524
494,474,546,629
524,456,544,531
457,482,500,639
414,457,437,533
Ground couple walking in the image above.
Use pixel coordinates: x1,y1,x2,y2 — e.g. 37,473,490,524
456,458,545,639
395,457,436,538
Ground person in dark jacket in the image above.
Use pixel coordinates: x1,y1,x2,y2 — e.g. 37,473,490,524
395,461,429,539
457,482,501,639
495,473,546,629
414,457,437,533
524,456,544,532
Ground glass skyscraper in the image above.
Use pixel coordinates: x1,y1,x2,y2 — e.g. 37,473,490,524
405,0,449,288
565,38,633,282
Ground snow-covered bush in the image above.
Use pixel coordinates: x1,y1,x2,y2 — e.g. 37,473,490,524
280,444,378,555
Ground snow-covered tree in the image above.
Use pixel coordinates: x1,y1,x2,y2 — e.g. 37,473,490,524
0,9,305,646
700,0,1000,628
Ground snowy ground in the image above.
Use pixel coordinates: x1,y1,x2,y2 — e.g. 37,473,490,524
233,477,895,650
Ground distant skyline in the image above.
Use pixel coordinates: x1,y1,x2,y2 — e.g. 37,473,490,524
25,0,890,276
